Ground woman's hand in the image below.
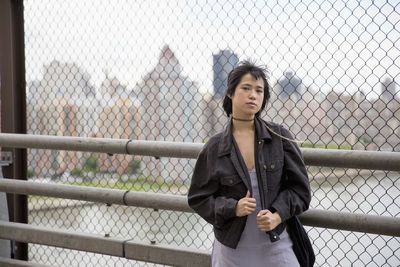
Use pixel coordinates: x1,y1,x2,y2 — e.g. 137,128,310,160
235,190,256,217
256,210,282,231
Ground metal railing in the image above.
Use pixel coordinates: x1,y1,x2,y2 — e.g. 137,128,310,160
0,178,399,237
0,256,54,267
1,133,400,171
0,221,210,267
1,134,400,266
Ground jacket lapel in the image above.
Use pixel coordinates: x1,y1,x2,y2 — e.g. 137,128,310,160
254,116,272,142
218,119,251,190
231,139,251,190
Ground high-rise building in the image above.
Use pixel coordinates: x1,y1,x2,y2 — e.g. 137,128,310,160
276,70,303,102
38,60,96,99
213,50,239,98
134,45,204,181
381,76,397,101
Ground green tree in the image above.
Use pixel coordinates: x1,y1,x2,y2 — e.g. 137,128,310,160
127,159,142,174
83,154,98,173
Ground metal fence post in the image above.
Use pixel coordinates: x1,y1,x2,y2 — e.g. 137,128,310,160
0,168,11,258
0,0,28,261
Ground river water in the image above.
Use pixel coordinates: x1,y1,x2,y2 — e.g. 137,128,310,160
28,170,399,266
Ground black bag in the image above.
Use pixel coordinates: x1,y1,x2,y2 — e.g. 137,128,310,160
287,216,315,267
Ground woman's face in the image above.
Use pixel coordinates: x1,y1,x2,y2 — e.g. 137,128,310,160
229,73,264,118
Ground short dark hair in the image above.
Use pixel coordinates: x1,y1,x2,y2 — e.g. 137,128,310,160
223,60,270,117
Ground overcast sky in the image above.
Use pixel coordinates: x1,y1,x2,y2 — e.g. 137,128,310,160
24,0,399,98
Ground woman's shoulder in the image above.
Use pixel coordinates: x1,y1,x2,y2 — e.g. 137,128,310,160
259,118,284,131
262,119,282,128
202,131,224,150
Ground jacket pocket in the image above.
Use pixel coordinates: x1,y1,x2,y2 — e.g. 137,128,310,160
220,175,242,186
265,159,283,188
219,175,245,199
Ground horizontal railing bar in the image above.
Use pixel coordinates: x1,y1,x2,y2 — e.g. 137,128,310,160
0,257,55,267
299,209,400,237
1,179,399,237
0,133,130,154
0,178,191,212
124,239,211,266
0,133,399,170
127,139,203,159
0,133,203,158
0,220,123,257
0,221,211,267
301,148,400,171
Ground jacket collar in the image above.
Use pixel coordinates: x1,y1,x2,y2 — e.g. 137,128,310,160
217,116,272,157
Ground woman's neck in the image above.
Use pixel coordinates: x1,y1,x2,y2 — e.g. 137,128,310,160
232,116,255,133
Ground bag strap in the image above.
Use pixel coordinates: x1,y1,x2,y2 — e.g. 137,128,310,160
263,121,305,144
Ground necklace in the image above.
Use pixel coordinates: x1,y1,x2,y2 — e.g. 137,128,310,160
232,117,254,122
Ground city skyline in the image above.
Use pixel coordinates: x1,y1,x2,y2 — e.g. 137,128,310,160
26,43,400,179
27,44,400,144
27,47,399,102
24,0,400,99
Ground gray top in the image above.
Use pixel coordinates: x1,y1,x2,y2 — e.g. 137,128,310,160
212,168,299,267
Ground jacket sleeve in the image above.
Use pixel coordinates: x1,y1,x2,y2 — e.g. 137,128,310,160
187,146,238,229
270,126,312,222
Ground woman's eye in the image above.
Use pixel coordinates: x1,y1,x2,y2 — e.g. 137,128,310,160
243,87,249,90
257,90,263,93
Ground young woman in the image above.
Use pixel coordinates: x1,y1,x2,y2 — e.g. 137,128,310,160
188,61,312,266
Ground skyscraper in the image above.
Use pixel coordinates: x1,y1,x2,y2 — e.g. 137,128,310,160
213,50,239,98
277,70,303,102
134,45,204,180
381,76,397,101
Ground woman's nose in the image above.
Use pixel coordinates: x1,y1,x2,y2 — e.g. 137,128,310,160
249,90,256,99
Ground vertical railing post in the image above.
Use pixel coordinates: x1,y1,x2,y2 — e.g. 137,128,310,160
0,0,28,261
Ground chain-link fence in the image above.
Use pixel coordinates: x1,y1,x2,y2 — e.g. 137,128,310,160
24,0,399,266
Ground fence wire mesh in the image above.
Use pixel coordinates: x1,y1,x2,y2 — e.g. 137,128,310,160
23,0,399,266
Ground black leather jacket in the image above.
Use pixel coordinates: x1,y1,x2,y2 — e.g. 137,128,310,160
188,116,311,249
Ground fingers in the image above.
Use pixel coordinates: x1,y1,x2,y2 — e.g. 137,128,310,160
246,202,256,209
244,203,256,214
257,209,270,217
257,217,273,231
244,191,256,203
242,190,257,215
243,208,255,216
257,210,279,231
241,199,256,215
236,205,254,217
244,191,256,205
235,193,257,217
